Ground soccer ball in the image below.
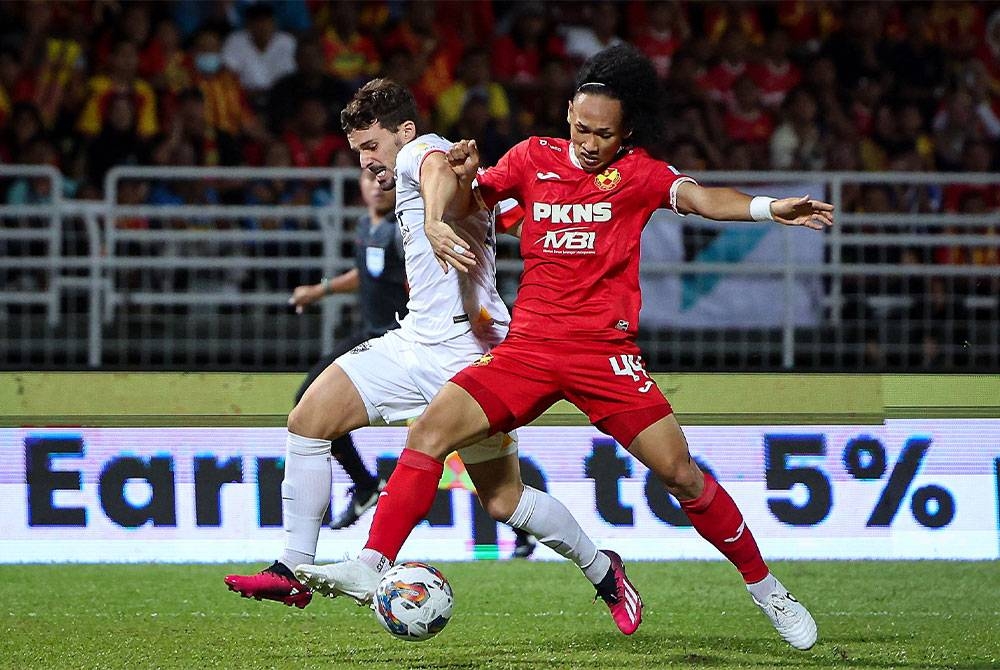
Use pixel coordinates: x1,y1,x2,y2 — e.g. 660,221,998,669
372,562,454,642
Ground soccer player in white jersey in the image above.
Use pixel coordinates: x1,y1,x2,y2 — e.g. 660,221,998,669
226,78,644,635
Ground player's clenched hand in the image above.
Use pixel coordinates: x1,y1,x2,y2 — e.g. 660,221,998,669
426,219,476,274
288,284,325,314
446,139,481,180
771,195,835,231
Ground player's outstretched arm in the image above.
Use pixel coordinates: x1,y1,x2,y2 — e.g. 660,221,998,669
420,151,477,273
675,182,834,230
287,269,360,314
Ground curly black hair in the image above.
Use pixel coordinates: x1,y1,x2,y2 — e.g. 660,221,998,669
341,78,419,134
574,44,663,148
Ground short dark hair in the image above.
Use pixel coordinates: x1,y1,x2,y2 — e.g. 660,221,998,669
341,78,419,134
244,3,275,22
574,44,662,148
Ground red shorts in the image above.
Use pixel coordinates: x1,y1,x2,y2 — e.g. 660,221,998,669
451,335,673,447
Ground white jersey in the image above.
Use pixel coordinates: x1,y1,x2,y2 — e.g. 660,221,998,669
393,133,511,346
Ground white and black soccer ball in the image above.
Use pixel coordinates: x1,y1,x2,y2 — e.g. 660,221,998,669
372,562,454,642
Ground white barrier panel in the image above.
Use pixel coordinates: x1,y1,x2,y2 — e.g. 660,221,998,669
1,421,997,563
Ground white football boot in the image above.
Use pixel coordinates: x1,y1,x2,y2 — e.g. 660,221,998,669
750,580,818,650
294,559,380,606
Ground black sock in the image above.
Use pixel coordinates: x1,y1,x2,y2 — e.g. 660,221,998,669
267,561,295,579
330,433,378,489
595,567,618,602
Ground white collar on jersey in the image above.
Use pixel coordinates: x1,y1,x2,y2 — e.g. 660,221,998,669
567,143,628,172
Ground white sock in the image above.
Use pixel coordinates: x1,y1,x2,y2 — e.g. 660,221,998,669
506,486,611,585
358,548,393,576
278,431,333,569
747,573,779,602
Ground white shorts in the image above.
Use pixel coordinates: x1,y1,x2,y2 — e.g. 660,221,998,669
335,328,518,465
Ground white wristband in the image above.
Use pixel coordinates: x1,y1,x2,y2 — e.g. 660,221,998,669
750,196,777,222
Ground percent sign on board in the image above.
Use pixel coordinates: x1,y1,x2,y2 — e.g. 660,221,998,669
842,437,955,528
764,435,956,528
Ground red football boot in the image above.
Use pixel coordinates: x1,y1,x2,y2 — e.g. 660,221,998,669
594,550,643,635
225,561,312,609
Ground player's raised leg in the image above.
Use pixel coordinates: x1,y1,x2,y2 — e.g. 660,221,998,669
225,362,371,607
626,414,817,650
295,349,386,531
464,450,642,634
295,381,487,604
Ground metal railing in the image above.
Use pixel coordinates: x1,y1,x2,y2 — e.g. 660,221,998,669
1,166,997,371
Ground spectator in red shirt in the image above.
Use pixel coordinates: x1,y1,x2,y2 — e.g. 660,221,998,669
942,141,999,213
381,1,462,106
631,1,688,80
282,94,347,167
697,27,749,107
321,1,380,88
77,38,159,139
492,3,565,96
723,76,774,150
188,27,266,146
748,29,802,110
141,17,190,100
933,86,1000,171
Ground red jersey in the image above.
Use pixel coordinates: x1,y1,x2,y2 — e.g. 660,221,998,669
476,137,693,343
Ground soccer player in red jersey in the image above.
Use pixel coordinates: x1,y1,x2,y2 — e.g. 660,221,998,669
303,46,832,650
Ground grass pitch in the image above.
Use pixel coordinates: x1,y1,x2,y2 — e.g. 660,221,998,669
1,561,997,670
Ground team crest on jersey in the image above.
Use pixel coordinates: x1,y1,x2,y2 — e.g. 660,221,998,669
594,167,621,191
472,353,494,367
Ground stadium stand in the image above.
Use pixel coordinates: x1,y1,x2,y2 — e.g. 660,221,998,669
1,1,998,372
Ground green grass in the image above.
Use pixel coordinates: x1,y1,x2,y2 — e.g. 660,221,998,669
1,561,997,670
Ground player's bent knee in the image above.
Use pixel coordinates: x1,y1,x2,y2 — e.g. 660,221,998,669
286,403,312,436
406,416,453,460
652,454,701,491
477,487,520,522
287,399,334,440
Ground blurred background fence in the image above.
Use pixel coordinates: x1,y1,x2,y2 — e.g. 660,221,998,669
2,166,997,372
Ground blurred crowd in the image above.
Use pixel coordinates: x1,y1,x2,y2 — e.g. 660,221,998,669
0,0,998,371
0,0,997,203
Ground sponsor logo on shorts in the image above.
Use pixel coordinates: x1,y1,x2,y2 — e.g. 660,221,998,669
615,320,630,332
472,353,494,367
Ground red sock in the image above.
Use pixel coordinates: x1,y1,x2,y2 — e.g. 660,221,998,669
679,472,769,584
364,449,443,561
